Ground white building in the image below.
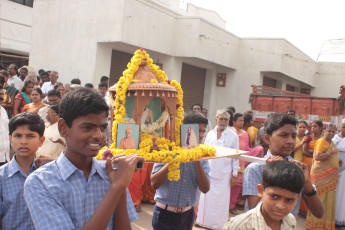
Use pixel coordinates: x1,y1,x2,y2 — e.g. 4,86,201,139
24,0,345,122
0,0,32,67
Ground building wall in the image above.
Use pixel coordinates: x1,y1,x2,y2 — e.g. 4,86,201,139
0,0,32,54
28,0,345,123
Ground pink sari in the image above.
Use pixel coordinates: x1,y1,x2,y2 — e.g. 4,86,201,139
230,130,263,208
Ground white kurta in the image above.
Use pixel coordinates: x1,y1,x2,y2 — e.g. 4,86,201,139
196,127,240,229
0,106,10,163
36,122,65,158
333,134,345,226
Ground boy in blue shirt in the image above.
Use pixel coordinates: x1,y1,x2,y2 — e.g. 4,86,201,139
24,88,144,230
151,111,210,230
0,112,45,229
243,113,324,218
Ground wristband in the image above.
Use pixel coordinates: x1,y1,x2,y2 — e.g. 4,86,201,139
303,184,317,196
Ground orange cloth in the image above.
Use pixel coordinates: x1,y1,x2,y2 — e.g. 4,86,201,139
128,164,147,205
299,138,319,216
141,163,156,203
21,103,47,114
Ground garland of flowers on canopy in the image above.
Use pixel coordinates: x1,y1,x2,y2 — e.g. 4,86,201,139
96,49,216,181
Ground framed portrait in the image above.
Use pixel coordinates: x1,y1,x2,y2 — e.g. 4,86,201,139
180,124,199,149
116,123,139,150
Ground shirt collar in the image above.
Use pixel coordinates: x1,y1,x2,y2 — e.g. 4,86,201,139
8,156,37,177
56,152,108,181
252,202,296,229
265,150,293,160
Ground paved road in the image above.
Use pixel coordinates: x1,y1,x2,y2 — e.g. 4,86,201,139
131,203,322,230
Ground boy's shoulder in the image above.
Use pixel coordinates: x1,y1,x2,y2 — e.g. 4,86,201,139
223,208,256,229
0,162,10,176
25,160,60,184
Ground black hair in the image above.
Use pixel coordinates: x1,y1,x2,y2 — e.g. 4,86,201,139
98,82,108,89
312,120,323,129
48,105,59,114
59,88,109,127
0,70,9,77
286,109,296,115
225,108,234,126
183,111,208,125
325,123,337,130
54,82,64,89
233,113,243,122
32,88,43,98
71,78,81,85
227,106,236,113
244,113,253,126
47,89,61,98
100,76,109,83
9,112,45,137
0,76,4,88
264,113,297,136
38,69,45,74
85,83,94,89
40,71,49,77
20,67,28,72
21,80,34,92
297,120,308,127
262,161,305,194
191,103,203,111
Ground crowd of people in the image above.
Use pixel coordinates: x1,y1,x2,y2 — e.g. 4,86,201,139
0,61,345,230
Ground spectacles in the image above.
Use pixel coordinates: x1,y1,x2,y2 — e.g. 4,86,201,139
218,117,229,121
48,100,58,103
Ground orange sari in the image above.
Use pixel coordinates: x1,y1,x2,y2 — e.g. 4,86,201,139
21,103,47,114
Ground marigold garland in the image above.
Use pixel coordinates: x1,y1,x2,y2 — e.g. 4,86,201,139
101,48,215,181
96,134,216,181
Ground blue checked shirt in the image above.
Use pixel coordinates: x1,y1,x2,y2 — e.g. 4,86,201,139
23,153,138,230
0,156,37,230
242,150,300,216
153,160,210,208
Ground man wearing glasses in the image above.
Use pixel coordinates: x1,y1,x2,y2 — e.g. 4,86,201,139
195,109,240,229
38,89,61,123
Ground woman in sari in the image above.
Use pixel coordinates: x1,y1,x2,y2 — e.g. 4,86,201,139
332,119,345,227
12,80,33,116
300,120,323,217
230,113,263,213
306,124,339,230
21,88,47,114
293,121,309,162
183,127,198,149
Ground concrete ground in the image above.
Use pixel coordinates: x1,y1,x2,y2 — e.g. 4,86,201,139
130,203,335,230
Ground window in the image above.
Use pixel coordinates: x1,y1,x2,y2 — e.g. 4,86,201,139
9,0,33,7
286,84,295,92
263,76,277,88
300,88,311,95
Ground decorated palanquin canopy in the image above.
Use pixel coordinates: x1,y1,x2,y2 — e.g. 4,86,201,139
99,49,216,181
109,57,180,143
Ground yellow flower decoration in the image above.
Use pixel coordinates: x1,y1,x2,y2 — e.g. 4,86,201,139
97,49,216,181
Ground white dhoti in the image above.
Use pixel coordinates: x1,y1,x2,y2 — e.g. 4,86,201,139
196,175,231,230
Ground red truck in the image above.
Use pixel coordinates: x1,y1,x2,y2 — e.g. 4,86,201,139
250,85,345,125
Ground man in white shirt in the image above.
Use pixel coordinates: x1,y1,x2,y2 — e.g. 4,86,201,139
196,109,240,229
0,88,10,165
7,64,23,91
42,71,59,97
